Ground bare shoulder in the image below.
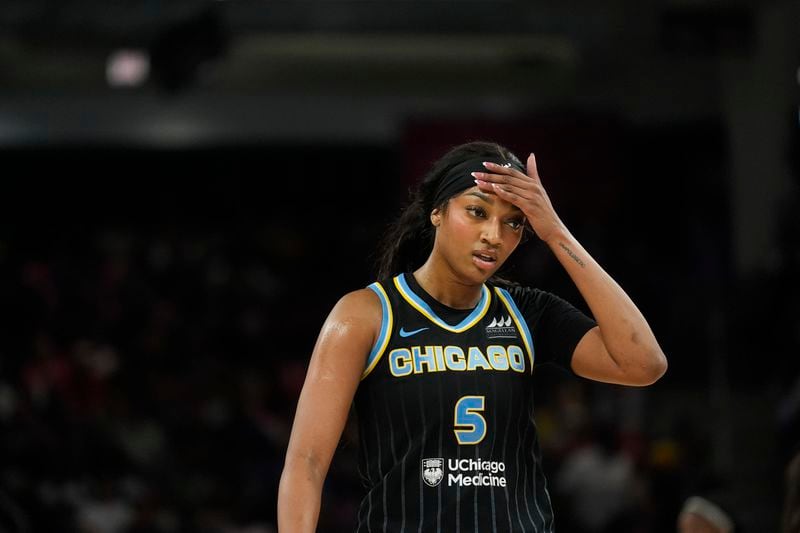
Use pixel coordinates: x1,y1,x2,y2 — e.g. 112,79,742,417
331,287,381,319
321,287,382,342
308,287,382,376
336,287,381,311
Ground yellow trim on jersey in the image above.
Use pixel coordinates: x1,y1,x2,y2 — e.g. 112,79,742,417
393,274,491,333
362,282,393,380
494,288,534,372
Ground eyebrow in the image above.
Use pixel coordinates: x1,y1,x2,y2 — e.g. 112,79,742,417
464,191,524,214
465,191,493,203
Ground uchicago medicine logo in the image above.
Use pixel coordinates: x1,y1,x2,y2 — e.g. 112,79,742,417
422,457,507,488
421,458,444,487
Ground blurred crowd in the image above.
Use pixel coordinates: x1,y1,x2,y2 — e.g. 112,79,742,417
0,228,303,532
0,226,729,532
0,133,797,532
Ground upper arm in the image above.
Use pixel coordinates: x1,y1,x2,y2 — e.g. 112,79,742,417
570,326,661,386
283,288,381,480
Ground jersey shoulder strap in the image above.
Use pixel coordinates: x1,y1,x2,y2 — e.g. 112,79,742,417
492,286,535,366
363,280,393,379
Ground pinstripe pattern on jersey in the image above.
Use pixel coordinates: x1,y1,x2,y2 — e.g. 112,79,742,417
521,418,540,528
399,388,411,532
488,373,498,533
355,277,556,532
436,375,444,533
501,373,515,531
384,391,398,532
513,410,527,531
416,378,426,533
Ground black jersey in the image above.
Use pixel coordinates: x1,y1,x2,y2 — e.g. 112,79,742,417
353,273,596,533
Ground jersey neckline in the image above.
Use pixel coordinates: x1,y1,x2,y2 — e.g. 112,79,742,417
394,273,492,333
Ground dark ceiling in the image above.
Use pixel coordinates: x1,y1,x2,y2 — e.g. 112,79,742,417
0,0,791,146
0,0,764,90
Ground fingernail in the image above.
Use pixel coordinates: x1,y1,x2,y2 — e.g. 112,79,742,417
482,162,492,168
471,172,481,178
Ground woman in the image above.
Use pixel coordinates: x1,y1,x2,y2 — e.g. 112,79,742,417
278,141,667,532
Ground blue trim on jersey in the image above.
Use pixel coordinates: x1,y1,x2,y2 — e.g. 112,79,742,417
496,287,535,371
395,273,490,332
363,282,393,379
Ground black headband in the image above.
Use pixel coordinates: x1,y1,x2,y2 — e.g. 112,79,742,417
431,156,525,208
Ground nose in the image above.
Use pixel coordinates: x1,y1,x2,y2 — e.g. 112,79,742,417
481,218,503,247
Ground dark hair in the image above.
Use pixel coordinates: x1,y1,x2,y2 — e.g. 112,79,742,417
375,141,524,281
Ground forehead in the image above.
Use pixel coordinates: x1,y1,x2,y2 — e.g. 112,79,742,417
454,186,522,213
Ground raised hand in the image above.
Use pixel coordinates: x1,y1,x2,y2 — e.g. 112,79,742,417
472,153,566,244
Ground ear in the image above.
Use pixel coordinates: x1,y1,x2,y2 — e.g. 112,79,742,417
430,208,442,227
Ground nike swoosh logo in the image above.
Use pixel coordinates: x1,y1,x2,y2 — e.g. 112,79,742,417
399,327,429,338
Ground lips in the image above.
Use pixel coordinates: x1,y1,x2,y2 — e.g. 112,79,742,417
473,250,497,262
472,249,498,270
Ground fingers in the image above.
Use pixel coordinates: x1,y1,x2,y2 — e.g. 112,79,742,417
474,179,534,201
526,153,538,180
472,153,542,205
489,184,526,204
470,171,522,186
477,161,531,182
472,170,536,199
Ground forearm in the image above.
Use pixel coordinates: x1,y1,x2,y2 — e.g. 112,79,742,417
471,154,665,382
546,227,666,377
277,457,324,533
276,289,378,531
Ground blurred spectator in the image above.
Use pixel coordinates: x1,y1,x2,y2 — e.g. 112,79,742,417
677,496,734,533
784,451,800,533
555,420,639,532
75,479,134,533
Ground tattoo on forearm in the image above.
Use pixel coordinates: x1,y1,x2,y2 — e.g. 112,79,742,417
558,242,585,268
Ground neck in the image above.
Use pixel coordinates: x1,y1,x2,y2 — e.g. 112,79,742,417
413,255,484,309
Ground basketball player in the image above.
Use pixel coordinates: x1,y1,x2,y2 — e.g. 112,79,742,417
278,141,667,532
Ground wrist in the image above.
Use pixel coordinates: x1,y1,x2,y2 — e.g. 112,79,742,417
543,224,571,247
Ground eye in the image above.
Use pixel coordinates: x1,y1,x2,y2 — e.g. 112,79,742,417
506,218,524,231
466,206,487,218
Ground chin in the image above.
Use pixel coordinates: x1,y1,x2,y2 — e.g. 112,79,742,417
473,258,506,282
465,265,497,285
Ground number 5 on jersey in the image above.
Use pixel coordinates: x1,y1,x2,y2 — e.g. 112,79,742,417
454,395,486,445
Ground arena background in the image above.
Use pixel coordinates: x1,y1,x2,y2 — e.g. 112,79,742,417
1,1,798,531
